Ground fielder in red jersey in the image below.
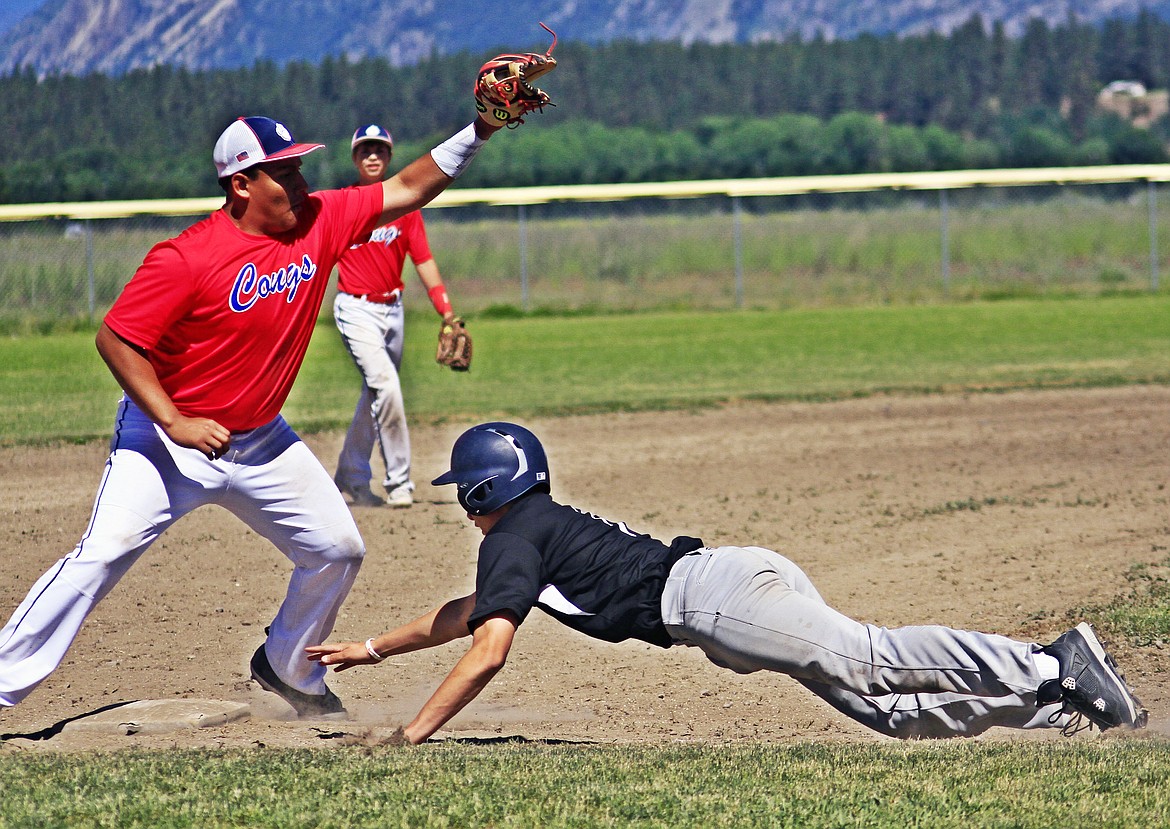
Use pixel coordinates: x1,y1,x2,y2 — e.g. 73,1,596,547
332,123,462,509
0,111,502,720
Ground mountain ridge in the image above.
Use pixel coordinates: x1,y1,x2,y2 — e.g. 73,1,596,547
3,0,1170,77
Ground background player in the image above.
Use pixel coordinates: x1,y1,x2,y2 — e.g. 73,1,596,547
0,107,506,720
308,421,1148,743
333,123,461,509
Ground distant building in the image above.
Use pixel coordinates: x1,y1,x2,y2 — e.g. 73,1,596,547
1102,80,1148,98
1097,80,1167,127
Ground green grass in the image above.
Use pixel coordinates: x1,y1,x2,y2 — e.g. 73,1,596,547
5,293,1170,444
1077,555,1170,645
0,742,1166,828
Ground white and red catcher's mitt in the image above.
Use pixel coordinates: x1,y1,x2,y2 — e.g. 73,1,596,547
474,22,558,128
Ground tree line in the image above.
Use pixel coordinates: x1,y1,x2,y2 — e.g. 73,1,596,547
2,11,1169,204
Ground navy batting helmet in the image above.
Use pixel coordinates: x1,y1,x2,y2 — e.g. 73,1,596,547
431,422,550,515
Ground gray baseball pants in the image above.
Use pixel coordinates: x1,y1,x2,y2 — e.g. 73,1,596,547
333,292,412,493
661,546,1066,738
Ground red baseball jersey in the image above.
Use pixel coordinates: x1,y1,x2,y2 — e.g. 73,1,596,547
105,184,384,431
335,208,433,297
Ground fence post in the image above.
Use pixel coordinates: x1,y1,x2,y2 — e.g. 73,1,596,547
518,204,530,312
85,219,96,319
1149,181,1159,292
939,189,950,297
732,196,744,309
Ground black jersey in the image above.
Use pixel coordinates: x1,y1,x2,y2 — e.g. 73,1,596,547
468,492,703,648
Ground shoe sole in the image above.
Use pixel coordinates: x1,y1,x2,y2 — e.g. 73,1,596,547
1072,622,1144,728
250,654,349,721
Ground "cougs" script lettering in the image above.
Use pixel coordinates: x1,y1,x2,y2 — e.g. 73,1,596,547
230,255,318,312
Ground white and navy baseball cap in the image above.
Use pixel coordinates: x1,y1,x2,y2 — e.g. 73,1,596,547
351,123,394,150
213,116,325,179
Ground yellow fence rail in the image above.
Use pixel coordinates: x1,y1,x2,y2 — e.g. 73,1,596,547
2,164,1170,221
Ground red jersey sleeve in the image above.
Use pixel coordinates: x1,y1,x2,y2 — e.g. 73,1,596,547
402,211,434,266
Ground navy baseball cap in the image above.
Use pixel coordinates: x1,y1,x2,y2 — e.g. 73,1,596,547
351,123,394,150
213,116,325,178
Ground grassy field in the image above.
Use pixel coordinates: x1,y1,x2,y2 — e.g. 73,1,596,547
3,293,1170,445
0,741,1166,828
2,295,1169,826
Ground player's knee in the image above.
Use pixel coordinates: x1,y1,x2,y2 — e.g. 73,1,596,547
366,372,403,401
301,525,365,566
331,528,365,564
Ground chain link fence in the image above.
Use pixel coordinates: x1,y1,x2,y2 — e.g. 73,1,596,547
1,180,1165,332
1,215,198,329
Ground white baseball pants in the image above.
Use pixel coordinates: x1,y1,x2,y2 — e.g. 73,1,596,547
332,292,412,493
0,398,364,706
661,546,1067,738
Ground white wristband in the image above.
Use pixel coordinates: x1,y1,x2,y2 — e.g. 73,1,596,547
365,638,386,662
430,122,486,178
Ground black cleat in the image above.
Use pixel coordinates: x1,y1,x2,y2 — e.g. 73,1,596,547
250,644,348,720
1038,623,1147,732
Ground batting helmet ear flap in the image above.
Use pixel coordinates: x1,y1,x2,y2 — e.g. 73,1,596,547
463,478,498,513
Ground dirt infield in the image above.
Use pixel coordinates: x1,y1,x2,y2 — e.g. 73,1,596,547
2,386,1168,752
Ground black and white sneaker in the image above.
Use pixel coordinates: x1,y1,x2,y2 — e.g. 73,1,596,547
1037,623,1147,731
250,644,348,721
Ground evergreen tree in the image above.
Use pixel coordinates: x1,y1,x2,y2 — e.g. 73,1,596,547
1,13,1167,203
